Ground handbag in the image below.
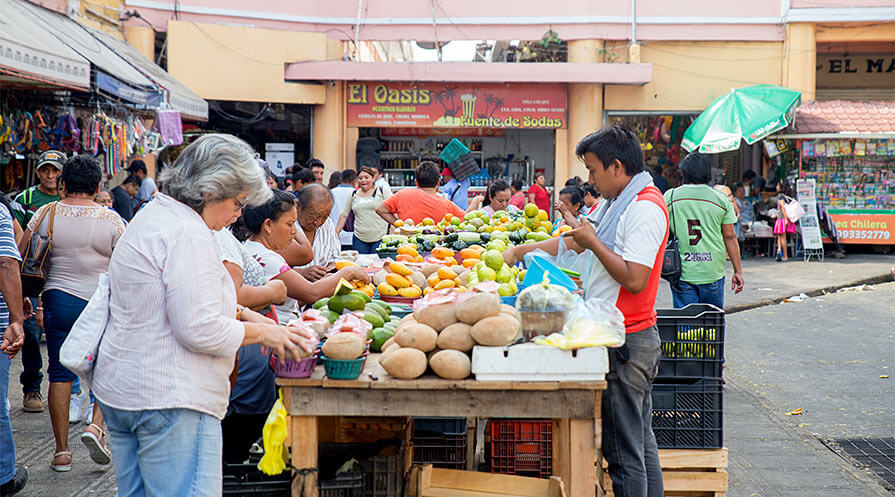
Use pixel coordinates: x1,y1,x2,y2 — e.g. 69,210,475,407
661,190,682,284
19,201,57,298
60,272,111,383
783,196,805,223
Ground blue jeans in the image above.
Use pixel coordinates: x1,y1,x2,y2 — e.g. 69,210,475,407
99,403,223,497
1,352,15,485
20,297,43,393
42,290,86,384
603,325,664,497
671,277,725,309
352,235,380,254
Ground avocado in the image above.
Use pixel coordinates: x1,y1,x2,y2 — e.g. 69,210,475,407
350,289,372,304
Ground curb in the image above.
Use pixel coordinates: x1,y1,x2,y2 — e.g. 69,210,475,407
724,270,895,314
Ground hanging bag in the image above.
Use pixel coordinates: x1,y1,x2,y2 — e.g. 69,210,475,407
783,195,805,223
60,273,111,383
661,190,682,284
19,201,57,297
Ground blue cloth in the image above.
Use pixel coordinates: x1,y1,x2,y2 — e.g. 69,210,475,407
442,178,470,210
671,277,725,309
137,176,157,203
19,302,42,394
590,171,654,251
99,403,223,497
42,290,86,383
0,206,18,484
227,344,276,417
352,235,380,254
0,206,19,328
602,325,664,497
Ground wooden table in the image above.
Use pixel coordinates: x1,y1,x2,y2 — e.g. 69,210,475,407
278,354,606,497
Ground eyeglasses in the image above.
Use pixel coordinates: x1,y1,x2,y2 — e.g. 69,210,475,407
233,197,248,210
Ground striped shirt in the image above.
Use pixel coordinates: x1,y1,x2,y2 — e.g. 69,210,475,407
0,206,22,328
298,217,340,268
92,193,244,420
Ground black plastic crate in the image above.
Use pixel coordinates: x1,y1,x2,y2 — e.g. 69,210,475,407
651,378,723,449
365,453,403,497
318,441,405,497
656,304,725,379
319,472,365,497
222,463,291,497
412,417,467,435
412,433,467,469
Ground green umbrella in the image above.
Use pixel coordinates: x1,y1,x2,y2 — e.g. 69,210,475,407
681,84,801,154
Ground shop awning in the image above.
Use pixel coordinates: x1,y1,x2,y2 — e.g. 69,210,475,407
284,61,652,85
88,29,209,121
19,0,162,105
773,100,895,138
0,0,90,90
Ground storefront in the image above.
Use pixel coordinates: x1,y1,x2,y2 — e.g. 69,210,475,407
346,81,567,198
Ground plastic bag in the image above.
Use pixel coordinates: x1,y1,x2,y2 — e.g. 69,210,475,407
299,309,329,339
258,390,289,475
327,311,372,338
533,296,626,349
515,273,576,340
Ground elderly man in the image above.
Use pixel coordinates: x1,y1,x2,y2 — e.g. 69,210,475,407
291,184,341,281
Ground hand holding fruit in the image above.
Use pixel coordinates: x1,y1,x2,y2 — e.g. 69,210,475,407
260,323,316,361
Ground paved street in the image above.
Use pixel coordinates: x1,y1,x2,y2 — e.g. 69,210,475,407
5,253,894,496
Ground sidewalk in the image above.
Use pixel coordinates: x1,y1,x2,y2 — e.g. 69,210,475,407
5,252,894,496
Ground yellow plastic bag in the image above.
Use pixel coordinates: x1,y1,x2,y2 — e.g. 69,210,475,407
258,390,289,476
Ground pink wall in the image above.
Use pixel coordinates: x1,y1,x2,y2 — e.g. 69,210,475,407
791,0,895,6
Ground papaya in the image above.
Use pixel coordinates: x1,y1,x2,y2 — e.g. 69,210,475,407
333,278,355,297
328,294,365,314
377,282,398,296
389,262,414,277
362,310,385,329
322,310,340,324
385,273,411,289
398,286,422,298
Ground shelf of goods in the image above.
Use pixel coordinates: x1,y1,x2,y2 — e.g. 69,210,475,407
800,154,894,211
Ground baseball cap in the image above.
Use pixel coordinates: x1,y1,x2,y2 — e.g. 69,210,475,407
441,167,453,176
37,150,66,170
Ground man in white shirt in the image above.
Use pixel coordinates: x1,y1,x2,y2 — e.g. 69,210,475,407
372,164,393,197
329,169,356,250
294,184,341,281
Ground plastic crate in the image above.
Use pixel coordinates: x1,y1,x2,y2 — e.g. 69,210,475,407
412,433,467,469
319,472,365,497
656,304,725,379
412,417,467,435
439,138,470,165
222,463,291,496
651,378,723,449
365,453,403,497
489,419,552,479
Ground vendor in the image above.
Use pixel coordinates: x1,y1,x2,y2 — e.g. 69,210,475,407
441,167,470,210
503,126,667,497
465,180,518,216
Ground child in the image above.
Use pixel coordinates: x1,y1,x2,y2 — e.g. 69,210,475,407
773,193,796,261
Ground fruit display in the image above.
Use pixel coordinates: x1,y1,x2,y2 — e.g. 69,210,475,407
379,288,521,380
312,280,403,354
373,261,424,298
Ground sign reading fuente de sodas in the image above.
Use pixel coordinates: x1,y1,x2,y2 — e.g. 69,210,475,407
346,82,567,129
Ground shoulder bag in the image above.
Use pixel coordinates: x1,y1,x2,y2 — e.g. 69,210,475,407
60,272,111,384
783,195,805,223
19,201,57,297
660,190,682,284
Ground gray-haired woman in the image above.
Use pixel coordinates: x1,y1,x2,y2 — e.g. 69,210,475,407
91,134,316,497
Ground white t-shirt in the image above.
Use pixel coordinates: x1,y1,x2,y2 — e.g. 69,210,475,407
329,185,355,246
242,239,300,325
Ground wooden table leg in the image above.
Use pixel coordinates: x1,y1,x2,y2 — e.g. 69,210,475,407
552,418,595,497
292,416,319,497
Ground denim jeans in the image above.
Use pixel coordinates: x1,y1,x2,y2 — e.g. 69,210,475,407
1,352,15,485
671,277,725,309
42,290,86,384
602,325,664,497
19,297,43,394
352,235,380,254
99,403,223,497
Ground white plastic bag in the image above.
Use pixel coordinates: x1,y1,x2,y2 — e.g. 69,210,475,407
533,296,626,349
60,273,110,383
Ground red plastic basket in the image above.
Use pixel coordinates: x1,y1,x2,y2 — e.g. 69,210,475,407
489,419,552,479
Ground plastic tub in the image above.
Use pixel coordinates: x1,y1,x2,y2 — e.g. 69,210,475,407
521,256,577,292
273,353,318,378
320,354,367,380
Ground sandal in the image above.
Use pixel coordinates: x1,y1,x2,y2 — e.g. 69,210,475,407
81,423,112,465
51,450,72,472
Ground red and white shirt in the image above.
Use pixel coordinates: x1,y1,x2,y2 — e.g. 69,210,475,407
556,186,668,333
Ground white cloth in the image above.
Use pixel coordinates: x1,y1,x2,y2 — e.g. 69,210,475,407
243,239,300,326
298,217,340,267
374,177,393,198
214,228,265,287
330,185,355,246
92,194,244,420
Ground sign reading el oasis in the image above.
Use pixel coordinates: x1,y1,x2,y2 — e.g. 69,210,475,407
346,82,567,129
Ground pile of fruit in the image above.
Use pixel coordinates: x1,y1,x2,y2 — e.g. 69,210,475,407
379,289,522,380
373,262,425,298
313,281,401,335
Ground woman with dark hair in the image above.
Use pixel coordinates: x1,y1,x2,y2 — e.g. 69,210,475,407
526,171,551,212
326,171,342,189
290,167,315,192
19,155,126,471
554,186,586,228
239,190,370,324
336,166,391,254
466,180,516,216
509,178,526,210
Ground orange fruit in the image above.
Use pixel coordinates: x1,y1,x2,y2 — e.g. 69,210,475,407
434,279,457,290
437,267,457,280
431,247,454,259
385,273,411,289
388,262,413,276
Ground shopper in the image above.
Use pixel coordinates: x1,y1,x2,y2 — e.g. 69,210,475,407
743,169,767,195
665,152,744,308
330,169,357,250
526,171,551,212
327,171,342,189
650,165,670,193
376,161,465,226
372,164,393,197
126,160,157,204
290,167,315,192
503,126,667,497
237,189,371,325
20,155,126,471
293,184,341,274
466,180,517,216
1,196,28,497
441,167,470,210
12,150,63,414
773,184,796,262
92,134,316,497
508,179,526,210
733,183,755,240
111,174,141,221
554,186,586,228
337,166,391,254
306,158,325,184
582,183,601,218
94,189,113,209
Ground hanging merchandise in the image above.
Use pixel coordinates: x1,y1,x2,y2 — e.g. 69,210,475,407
156,109,183,146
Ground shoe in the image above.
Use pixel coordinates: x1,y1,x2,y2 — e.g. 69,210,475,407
69,389,88,424
775,251,782,262
0,464,27,496
80,423,112,465
84,401,94,424
50,451,72,472
22,392,43,413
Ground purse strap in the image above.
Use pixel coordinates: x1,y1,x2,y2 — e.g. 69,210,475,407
20,201,54,255
47,202,57,240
